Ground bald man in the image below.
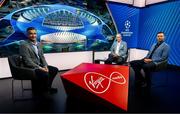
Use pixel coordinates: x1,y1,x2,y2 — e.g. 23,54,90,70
105,33,127,65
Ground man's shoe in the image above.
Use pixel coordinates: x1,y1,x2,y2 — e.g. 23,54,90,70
135,80,147,88
141,82,147,88
48,88,58,94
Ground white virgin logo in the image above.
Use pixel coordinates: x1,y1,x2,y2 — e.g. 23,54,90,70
84,72,126,94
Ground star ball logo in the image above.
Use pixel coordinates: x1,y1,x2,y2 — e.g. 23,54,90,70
125,20,131,30
121,20,133,37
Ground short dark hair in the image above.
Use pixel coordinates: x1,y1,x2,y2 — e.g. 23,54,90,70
26,27,36,32
157,32,165,35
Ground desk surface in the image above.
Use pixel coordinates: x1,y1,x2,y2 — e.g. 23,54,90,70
61,63,129,111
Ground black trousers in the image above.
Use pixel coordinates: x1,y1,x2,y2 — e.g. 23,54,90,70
105,53,125,65
130,59,156,86
31,65,58,93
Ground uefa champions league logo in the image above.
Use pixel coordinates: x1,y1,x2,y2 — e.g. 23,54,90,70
125,20,131,30
121,20,133,37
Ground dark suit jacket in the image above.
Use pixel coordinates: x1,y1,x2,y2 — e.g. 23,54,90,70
19,40,47,69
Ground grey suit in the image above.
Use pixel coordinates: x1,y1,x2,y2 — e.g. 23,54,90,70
19,39,58,93
105,40,127,64
110,40,127,59
19,40,47,69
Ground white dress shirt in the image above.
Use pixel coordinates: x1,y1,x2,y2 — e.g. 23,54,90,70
115,41,121,56
32,42,40,59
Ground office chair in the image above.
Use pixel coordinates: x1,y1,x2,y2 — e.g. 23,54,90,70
151,59,168,87
8,55,36,102
139,59,168,88
155,59,168,71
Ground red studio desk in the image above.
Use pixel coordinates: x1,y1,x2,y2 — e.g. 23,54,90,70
60,63,134,112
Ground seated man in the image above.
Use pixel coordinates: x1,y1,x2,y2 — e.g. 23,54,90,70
19,27,59,94
105,33,127,65
130,32,170,88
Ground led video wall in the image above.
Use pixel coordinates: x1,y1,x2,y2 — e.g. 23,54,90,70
108,0,180,66
0,0,116,57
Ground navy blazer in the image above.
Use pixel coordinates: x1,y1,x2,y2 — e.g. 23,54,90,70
145,42,170,65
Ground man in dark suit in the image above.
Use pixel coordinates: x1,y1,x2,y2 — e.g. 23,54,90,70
130,32,170,88
19,27,58,94
105,33,127,65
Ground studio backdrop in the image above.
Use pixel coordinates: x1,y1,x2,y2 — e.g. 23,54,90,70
0,0,116,57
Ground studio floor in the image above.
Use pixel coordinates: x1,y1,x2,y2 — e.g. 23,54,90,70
0,66,180,113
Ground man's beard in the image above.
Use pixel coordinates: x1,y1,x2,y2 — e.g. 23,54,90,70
29,38,36,42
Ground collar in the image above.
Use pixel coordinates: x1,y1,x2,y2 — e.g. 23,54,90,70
157,41,164,46
117,40,121,44
28,39,38,46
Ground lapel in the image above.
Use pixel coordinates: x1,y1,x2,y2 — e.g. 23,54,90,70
149,42,164,57
37,43,41,57
154,42,164,53
119,41,123,49
116,41,123,49
113,41,123,54
27,40,40,58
